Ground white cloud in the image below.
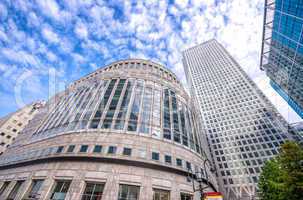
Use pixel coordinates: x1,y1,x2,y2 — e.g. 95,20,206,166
74,21,88,39
42,26,59,44
174,0,189,9
37,0,60,20
46,51,57,62
0,29,8,42
1,48,40,67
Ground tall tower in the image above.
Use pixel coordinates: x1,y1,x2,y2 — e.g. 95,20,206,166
260,0,303,118
182,39,292,199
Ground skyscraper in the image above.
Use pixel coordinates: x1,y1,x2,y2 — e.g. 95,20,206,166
260,0,303,118
0,59,217,200
0,102,44,155
183,39,292,199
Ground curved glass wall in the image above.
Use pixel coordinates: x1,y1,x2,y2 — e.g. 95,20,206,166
33,62,203,155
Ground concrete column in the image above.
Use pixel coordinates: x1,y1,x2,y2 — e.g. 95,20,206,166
102,170,120,200
41,176,55,200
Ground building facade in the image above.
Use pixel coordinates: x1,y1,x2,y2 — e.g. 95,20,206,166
290,121,303,145
0,102,44,155
182,39,292,199
260,0,303,118
0,59,217,200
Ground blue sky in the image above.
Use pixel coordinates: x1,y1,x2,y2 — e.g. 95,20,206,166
0,0,301,123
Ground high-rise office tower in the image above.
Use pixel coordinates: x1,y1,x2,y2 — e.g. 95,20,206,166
0,102,44,155
183,39,292,199
0,59,217,200
260,0,303,118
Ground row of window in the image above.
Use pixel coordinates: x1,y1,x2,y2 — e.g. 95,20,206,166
56,144,193,170
0,179,193,200
74,60,181,88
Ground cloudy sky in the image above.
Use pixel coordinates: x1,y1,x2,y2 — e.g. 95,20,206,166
0,0,301,123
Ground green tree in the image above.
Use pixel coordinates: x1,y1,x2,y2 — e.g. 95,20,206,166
258,141,303,200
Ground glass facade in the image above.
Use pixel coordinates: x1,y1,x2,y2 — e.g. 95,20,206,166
31,61,203,155
260,0,303,118
183,39,291,199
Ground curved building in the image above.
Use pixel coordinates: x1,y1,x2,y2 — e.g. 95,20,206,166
0,59,217,200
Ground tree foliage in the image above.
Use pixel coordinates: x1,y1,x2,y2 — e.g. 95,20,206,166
258,141,303,200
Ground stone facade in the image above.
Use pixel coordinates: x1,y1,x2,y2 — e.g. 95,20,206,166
0,59,217,200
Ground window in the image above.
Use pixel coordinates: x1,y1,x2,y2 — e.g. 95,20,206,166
108,146,117,154
50,180,71,200
123,148,132,156
25,179,44,199
7,180,24,200
181,193,193,200
186,162,191,170
152,152,159,161
80,145,89,153
127,81,144,132
164,155,172,164
176,158,182,167
0,181,10,195
56,146,64,153
67,145,75,153
81,182,105,200
153,189,170,200
93,145,102,153
118,184,140,200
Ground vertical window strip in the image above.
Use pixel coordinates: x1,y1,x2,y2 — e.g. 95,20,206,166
127,80,144,132
163,89,171,140
35,94,67,134
60,87,91,128
81,80,108,129
180,104,189,147
171,91,181,143
151,88,161,137
185,108,195,150
101,79,126,129
114,79,135,130
44,89,83,133
38,93,74,134
89,79,117,128
55,87,88,128
66,85,96,131
139,86,153,134
49,89,84,131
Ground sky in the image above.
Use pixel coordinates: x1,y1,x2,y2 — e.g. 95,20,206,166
0,0,301,123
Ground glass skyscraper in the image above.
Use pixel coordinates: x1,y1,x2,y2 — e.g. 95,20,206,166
260,0,303,118
183,39,293,200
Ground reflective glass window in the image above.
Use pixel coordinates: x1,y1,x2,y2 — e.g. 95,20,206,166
115,79,134,130
118,184,140,200
163,89,171,140
139,86,152,134
89,79,117,128
50,180,71,200
102,79,126,129
81,182,104,200
127,81,144,132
